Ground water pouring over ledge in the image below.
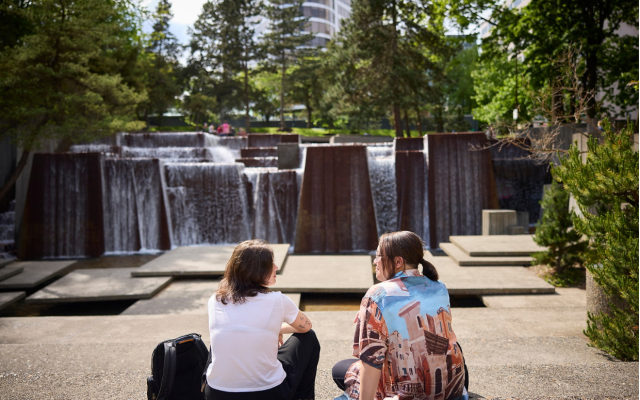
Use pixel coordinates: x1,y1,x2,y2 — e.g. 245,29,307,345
18,132,513,259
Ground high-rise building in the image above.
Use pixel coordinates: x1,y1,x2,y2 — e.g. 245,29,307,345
255,0,352,48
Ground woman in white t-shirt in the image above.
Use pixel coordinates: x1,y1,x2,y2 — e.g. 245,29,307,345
205,239,320,400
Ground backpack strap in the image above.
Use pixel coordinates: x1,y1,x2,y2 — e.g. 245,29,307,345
201,347,212,393
157,342,176,400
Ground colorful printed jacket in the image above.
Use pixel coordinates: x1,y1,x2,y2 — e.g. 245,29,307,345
336,269,467,400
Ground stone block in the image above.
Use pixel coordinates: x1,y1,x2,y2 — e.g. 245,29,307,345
247,133,297,148
516,211,530,230
426,133,499,249
394,137,424,151
277,143,300,169
482,209,517,235
294,145,378,252
508,226,526,235
241,147,277,157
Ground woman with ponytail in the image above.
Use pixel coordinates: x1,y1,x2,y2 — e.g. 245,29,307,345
332,231,468,400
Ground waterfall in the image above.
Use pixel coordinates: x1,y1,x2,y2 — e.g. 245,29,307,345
367,146,398,237
101,158,172,254
164,163,251,245
245,168,300,244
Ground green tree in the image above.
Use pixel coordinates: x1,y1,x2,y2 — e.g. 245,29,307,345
553,119,638,361
0,0,146,203
291,52,324,128
532,180,588,280
262,0,314,131
440,0,639,121
326,0,449,136
143,0,182,127
189,0,263,129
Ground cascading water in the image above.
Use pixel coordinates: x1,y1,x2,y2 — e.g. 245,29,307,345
366,146,398,237
244,168,300,244
101,158,172,253
164,162,251,245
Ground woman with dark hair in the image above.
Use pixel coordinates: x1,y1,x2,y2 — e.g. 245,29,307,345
205,239,320,400
333,231,468,400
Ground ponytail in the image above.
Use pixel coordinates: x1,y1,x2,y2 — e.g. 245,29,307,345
419,259,439,281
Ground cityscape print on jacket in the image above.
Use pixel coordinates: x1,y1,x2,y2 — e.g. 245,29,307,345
336,269,467,400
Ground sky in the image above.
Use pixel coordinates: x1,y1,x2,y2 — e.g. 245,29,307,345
142,0,208,46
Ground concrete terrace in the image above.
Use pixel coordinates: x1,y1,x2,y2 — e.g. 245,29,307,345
0,238,638,399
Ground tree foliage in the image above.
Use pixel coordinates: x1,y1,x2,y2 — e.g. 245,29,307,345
532,180,588,275
553,119,638,361
262,0,313,130
0,0,146,150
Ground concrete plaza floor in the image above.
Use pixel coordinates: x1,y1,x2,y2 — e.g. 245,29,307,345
0,288,637,399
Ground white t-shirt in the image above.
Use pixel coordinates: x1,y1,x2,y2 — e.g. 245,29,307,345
206,291,300,392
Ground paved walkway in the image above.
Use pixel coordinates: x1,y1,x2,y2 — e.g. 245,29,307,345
0,287,637,399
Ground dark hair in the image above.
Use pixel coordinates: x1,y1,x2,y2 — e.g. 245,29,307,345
378,231,439,281
216,239,274,305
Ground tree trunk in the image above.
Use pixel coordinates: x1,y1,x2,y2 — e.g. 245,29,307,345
393,106,403,137
390,0,402,138
435,108,444,133
244,61,251,133
403,109,411,138
0,148,30,204
415,107,423,137
280,50,286,131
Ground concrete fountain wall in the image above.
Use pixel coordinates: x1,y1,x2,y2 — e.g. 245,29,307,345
294,145,378,253
18,132,510,258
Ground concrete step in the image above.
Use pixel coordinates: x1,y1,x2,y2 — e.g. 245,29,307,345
482,288,586,308
121,280,301,315
440,242,533,266
0,292,25,311
426,252,555,295
0,261,76,289
26,268,173,304
450,235,545,257
132,244,290,277
240,147,277,157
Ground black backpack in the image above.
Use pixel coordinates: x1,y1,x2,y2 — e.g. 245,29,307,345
147,333,210,400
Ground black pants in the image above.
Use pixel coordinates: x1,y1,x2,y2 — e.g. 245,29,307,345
205,330,321,400
331,359,358,391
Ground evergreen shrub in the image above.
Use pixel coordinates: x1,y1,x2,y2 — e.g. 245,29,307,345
553,119,639,361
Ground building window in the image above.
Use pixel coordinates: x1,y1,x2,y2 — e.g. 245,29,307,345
338,0,351,6
448,321,452,332
338,6,349,17
307,36,330,47
301,6,335,23
305,0,333,7
417,316,423,328
305,21,334,35
403,368,407,376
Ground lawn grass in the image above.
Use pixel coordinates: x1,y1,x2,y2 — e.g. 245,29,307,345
249,127,431,137
147,125,433,138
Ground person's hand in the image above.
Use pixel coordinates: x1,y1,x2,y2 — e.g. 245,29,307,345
278,333,284,347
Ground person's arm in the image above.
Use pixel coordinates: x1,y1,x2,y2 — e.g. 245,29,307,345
359,361,382,400
280,310,312,334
